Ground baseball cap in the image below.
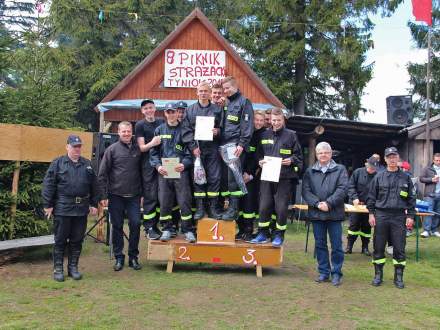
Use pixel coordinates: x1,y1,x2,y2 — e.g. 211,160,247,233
384,147,399,157
67,135,82,146
164,102,176,111
366,156,379,168
140,99,155,107
175,101,188,109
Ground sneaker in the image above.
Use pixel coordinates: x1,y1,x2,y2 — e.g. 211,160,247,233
331,274,342,287
170,228,178,238
235,231,245,240
421,231,430,238
433,231,440,238
160,230,171,242
241,232,254,243
250,232,269,244
184,232,196,243
147,227,161,240
272,235,284,248
315,274,330,283
386,246,393,256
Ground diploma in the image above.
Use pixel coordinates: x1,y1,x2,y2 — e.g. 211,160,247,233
194,116,215,141
261,156,282,182
162,157,180,179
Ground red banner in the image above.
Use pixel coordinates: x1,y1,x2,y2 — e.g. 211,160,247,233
412,0,432,26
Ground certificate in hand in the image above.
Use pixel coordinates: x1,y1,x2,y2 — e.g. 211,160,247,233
261,156,282,182
162,158,180,179
194,116,215,141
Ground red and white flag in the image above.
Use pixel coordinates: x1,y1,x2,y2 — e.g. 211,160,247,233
411,0,432,26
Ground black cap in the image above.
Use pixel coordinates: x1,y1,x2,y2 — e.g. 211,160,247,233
366,156,379,168
164,102,176,111
67,135,82,146
175,101,188,109
140,99,154,107
384,147,398,157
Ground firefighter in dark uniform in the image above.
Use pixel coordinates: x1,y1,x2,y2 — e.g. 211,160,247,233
345,156,378,256
181,81,223,220
367,147,415,289
251,108,303,247
221,76,254,220
42,135,98,282
150,103,196,242
135,99,163,240
236,110,266,241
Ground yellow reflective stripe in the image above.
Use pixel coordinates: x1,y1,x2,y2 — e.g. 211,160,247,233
279,149,291,155
175,144,183,151
400,191,408,197
143,212,156,220
221,191,230,197
239,211,243,216
249,146,256,152
159,215,172,220
223,106,228,111
261,139,274,145
160,134,172,139
255,214,260,219
372,258,386,264
271,214,277,220
276,223,287,230
393,259,406,266
242,212,255,219
230,191,243,196
227,114,239,122
191,208,196,212
207,192,220,197
294,166,299,172
348,230,371,238
181,214,192,221
194,192,206,197
172,205,180,211
259,222,270,227
155,207,161,213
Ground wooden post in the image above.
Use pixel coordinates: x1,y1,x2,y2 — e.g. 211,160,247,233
99,111,105,133
308,137,316,167
9,161,21,239
166,260,174,273
256,265,263,278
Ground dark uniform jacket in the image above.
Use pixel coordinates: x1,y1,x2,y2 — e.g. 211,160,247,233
150,122,192,171
348,167,376,203
367,169,416,218
42,155,98,216
221,90,254,148
97,139,142,198
302,160,349,221
419,164,438,197
257,127,303,180
181,101,223,152
243,127,265,177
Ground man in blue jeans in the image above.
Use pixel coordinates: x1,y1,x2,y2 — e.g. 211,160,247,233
302,142,348,286
419,153,440,238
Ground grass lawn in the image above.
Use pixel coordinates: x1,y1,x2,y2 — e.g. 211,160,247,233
1,221,440,329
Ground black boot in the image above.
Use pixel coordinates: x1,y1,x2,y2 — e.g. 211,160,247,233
114,257,125,271
222,197,239,221
207,198,223,219
194,198,206,220
361,237,371,256
345,235,356,254
67,247,83,280
53,248,64,282
241,222,254,242
371,263,384,286
394,265,405,289
235,218,245,240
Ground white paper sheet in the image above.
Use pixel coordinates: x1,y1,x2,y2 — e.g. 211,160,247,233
261,156,282,182
162,157,181,179
194,116,215,141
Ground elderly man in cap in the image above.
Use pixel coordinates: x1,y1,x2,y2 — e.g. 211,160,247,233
345,156,379,255
42,135,98,282
367,147,415,289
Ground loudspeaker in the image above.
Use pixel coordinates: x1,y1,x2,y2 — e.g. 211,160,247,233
91,133,119,172
386,95,413,125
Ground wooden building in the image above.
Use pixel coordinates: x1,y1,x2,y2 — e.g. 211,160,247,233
97,8,284,132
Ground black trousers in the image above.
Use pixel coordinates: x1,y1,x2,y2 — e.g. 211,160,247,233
194,149,221,199
142,161,159,230
347,213,372,243
240,177,260,227
53,215,88,253
258,179,293,233
108,194,141,260
372,212,407,266
158,172,193,233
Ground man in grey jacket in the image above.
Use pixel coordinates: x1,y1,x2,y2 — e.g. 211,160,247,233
419,153,440,238
302,142,348,286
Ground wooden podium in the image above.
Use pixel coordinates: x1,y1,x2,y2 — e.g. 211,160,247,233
147,218,283,277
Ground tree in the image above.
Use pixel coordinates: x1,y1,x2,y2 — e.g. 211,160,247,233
407,5,440,121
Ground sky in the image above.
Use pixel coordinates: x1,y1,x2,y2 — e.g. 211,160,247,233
359,0,428,124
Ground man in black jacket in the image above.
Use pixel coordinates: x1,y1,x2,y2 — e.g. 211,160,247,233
98,121,142,271
302,142,348,286
150,103,195,242
345,156,379,255
43,135,98,282
181,81,223,220
367,147,415,289
221,76,254,220
251,108,303,247
135,99,163,240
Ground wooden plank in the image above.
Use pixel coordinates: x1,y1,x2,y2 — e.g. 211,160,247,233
196,218,236,245
0,235,54,251
9,161,21,239
256,265,263,278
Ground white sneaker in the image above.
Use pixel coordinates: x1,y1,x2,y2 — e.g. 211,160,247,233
432,232,440,238
386,246,393,255
421,231,430,238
